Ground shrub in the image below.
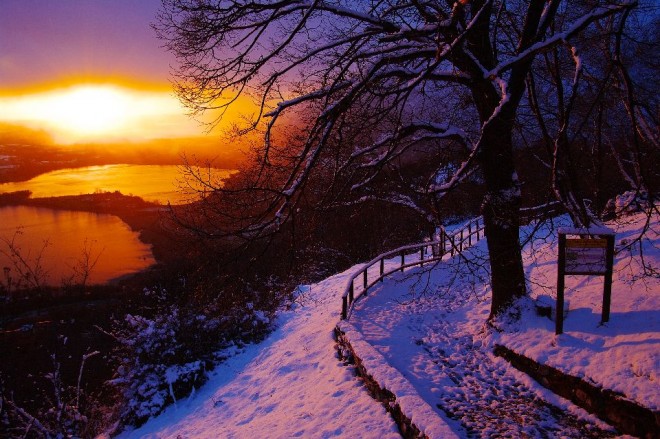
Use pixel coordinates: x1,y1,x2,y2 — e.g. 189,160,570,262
111,286,274,427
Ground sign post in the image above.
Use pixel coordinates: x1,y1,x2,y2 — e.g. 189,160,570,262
556,227,615,335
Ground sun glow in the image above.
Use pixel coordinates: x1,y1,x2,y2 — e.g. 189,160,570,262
38,86,132,136
0,83,206,143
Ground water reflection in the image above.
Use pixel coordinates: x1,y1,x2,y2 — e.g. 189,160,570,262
0,164,232,204
0,206,155,285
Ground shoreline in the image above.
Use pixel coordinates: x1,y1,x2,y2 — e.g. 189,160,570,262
0,191,184,315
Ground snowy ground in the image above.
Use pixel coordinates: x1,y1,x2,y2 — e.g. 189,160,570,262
118,266,402,439
348,211,658,437
122,211,658,438
495,213,659,411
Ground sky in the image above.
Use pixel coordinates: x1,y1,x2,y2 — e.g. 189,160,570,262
0,0,170,90
0,0,243,144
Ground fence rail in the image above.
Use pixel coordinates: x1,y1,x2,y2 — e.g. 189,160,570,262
520,201,563,224
341,217,484,319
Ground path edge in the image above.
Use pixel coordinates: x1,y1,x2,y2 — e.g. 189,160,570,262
494,344,660,438
335,321,460,439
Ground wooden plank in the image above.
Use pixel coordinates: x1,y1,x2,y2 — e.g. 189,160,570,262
602,235,615,323
556,234,566,335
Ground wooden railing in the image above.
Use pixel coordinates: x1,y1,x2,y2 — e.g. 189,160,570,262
341,217,484,320
520,201,563,224
340,201,566,320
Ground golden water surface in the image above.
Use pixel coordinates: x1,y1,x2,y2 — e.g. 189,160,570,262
0,164,232,204
0,205,155,285
0,164,235,285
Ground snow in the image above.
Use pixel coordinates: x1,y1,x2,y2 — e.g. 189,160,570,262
337,322,460,438
496,213,659,411
119,269,402,439
345,211,657,436
557,225,615,235
122,211,657,438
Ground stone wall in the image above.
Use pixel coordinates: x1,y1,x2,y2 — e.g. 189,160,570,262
335,326,429,439
494,344,659,439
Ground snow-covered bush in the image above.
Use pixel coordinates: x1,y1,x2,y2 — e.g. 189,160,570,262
603,190,655,219
0,350,101,438
112,286,274,427
112,309,193,424
111,304,216,426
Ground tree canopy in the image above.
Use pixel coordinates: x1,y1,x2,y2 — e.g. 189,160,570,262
156,0,656,318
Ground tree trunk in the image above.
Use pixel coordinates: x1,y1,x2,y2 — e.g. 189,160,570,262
479,117,527,319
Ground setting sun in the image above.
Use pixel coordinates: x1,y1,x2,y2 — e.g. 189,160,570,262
0,82,256,144
35,85,132,136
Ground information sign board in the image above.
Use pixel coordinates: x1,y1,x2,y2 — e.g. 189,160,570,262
565,238,608,274
556,230,615,335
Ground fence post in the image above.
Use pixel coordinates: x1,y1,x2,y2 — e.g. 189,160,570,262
400,251,405,272
460,229,464,252
363,269,368,291
450,235,455,256
441,232,445,257
341,295,347,319
420,246,424,266
380,257,384,281
349,282,354,304
468,222,472,246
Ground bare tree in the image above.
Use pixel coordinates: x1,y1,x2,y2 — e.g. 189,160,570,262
156,0,638,318
0,229,50,292
523,1,658,226
64,238,105,290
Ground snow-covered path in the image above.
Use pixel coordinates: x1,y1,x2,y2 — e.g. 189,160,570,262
423,319,613,437
350,264,615,438
348,212,660,438
121,268,401,439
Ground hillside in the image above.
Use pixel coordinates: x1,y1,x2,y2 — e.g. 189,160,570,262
119,210,658,438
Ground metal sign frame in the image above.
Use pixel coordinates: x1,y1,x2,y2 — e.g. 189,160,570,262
556,230,615,335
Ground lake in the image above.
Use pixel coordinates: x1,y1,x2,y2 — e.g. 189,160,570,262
0,205,155,286
0,164,233,205
0,164,233,286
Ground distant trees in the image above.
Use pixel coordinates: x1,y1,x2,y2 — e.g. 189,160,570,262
156,0,655,318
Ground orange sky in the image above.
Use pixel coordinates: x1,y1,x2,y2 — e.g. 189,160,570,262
0,82,256,144
0,83,197,143
0,1,254,145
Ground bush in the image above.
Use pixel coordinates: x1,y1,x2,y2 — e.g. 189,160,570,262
0,350,102,438
602,190,656,219
111,286,273,428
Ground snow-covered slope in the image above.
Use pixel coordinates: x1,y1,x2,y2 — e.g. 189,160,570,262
118,267,402,438
121,211,658,438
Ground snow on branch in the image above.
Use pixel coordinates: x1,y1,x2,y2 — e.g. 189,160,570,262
485,2,637,79
351,122,469,162
263,81,352,119
425,142,480,195
341,193,433,221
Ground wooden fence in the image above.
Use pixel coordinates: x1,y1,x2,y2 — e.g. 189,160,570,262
520,201,563,224
340,201,565,320
341,217,484,320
